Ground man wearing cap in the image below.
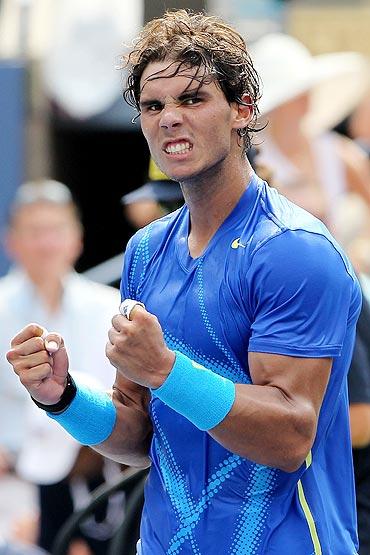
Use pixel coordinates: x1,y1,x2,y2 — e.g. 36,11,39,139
7,11,362,555
0,180,120,553
122,158,183,229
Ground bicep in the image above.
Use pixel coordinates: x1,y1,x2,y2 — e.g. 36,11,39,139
209,352,332,470
248,352,332,417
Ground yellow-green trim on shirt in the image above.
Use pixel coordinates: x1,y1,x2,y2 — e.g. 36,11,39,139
297,451,322,555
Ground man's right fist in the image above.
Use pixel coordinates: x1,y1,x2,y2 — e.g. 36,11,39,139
6,323,69,405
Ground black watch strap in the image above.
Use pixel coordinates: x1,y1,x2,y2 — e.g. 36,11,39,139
31,373,77,415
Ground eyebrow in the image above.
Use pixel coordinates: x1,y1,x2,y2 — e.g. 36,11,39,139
139,86,209,108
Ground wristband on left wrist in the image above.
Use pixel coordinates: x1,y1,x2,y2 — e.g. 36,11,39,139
31,373,77,415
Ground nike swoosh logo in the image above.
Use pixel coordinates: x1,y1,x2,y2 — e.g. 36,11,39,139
231,238,246,249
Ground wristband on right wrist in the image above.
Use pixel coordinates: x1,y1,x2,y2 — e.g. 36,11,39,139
152,350,236,431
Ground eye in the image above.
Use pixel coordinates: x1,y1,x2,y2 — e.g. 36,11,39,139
150,103,162,111
143,103,163,113
182,96,201,106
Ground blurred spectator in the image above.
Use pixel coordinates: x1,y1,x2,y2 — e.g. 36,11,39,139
348,90,370,157
0,1,145,273
0,180,121,554
251,33,370,243
348,295,370,555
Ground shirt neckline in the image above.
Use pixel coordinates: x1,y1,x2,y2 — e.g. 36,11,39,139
175,173,260,272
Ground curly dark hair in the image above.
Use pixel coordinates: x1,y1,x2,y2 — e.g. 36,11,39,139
122,9,261,151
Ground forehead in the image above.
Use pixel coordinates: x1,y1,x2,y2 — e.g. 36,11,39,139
11,202,76,227
140,59,217,99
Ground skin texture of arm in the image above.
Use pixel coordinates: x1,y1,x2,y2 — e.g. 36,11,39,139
6,324,153,468
7,316,331,473
95,372,153,467
106,307,332,473
209,352,332,472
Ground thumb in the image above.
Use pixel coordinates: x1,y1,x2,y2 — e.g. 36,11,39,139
42,329,63,353
43,331,69,385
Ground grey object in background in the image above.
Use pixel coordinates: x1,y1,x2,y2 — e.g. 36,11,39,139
0,62,25,277
121,180,183,205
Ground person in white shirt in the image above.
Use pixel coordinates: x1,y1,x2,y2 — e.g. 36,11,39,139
0,180,121,554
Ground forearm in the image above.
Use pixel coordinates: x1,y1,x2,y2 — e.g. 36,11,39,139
46,373,153,467
153,351,325,473
94,386,153,467
209,383,316,472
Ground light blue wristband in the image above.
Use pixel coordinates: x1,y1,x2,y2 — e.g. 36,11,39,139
47,381,117,446
153,351,236,431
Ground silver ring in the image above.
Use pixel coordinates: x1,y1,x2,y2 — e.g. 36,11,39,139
119,299,145,321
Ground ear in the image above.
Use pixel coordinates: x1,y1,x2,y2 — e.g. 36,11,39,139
231,93,253,131
71,232,84,264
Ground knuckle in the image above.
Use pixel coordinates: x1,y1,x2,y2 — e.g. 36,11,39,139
34,363,51,380
35,337,45,350
123,325,132,338
40,350,50,363
41,363,52,377
11,364,21,377
19,372,30,387
6,349,15,362
150,313,159,325
29,323,42,336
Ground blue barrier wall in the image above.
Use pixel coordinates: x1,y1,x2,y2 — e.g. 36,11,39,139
0,61,25,276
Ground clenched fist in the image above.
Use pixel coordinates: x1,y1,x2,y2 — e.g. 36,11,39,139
106,303,175,389
6,323,69,405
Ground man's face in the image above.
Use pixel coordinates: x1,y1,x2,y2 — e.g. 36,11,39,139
139,60,244,183
6,202,82,281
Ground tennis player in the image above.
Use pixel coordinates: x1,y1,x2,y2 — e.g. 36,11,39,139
7,10,361,555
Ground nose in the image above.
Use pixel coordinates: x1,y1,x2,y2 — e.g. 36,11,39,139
159,103,183,130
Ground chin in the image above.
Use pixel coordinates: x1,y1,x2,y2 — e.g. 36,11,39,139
163,164,200,183
155,157,196,183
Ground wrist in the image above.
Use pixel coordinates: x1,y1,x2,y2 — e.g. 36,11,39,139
152,351,236,431
47,379,117,445
31,373,77,414
150,349,176,389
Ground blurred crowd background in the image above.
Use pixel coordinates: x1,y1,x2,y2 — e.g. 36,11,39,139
1,0,370,554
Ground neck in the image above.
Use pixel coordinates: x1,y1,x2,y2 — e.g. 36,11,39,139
181,155,253,258
28,273,65,313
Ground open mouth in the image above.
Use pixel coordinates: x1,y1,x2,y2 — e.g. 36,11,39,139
164,141,193,155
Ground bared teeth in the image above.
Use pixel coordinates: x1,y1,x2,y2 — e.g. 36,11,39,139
165,142,192,154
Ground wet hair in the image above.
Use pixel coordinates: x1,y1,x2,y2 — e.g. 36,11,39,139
122,9,261,152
